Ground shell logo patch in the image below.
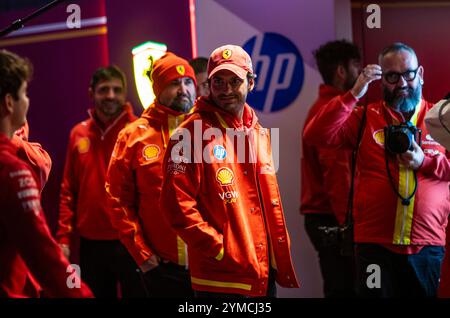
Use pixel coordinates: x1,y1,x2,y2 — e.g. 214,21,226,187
176,65,185,76
373,129,385,146
143,144,160,161
216,167,234,186
222,49,232,59
78,137,90,154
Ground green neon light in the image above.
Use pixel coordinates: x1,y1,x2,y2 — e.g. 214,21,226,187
132,41,167,56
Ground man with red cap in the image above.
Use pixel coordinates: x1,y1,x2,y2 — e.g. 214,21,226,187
0,49,92,298
160,45,299,297
56,66,145,298
106,52,197,297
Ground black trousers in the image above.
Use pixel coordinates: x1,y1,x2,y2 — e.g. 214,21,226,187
79,237,147,298
355,243,444,298
304,213,356,298
143,261,194,298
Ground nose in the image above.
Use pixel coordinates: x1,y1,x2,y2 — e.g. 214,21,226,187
179,82,189,95
397,75,407,88
222,81,233,94
106,87,116,99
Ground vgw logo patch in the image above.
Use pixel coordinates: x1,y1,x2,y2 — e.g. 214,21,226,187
243,33,304,113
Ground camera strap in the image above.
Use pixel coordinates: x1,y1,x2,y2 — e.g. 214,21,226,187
382,106,419,206
343,105,368,229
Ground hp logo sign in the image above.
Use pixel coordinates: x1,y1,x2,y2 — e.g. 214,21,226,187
243,33,304,113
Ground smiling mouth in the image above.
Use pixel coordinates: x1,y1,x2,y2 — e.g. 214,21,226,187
220,96,237,101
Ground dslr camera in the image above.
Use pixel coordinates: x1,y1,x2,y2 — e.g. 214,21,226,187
384,122,422,154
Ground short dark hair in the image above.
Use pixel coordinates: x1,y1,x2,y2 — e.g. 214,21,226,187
189,57,208,75
313,40,361,85
0,49,33,101
378,42,418,64
90,65,127,91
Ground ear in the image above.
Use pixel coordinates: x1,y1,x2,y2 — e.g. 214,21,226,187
418,65,424,83
3,93,15,115
336,64,347,81
88,87,94,99
248,77,255,92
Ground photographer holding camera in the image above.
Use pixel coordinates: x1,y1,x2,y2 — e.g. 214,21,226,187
304,42,450,297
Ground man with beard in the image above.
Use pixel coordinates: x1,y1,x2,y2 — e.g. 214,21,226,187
304,42,449,297
301,40,361,297
160,45,299,297
106,53,197,297
56,66,146,298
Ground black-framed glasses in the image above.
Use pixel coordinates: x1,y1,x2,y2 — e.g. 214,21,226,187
383,67,420,84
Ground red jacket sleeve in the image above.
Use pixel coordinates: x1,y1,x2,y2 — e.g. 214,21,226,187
160,132,223,259
105,130,154,266
420,150,450,181
12,124,52,190
56,131,78,245
303,91,361,149
3,164,93,298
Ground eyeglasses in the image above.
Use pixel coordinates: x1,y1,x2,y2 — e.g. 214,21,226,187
383,67,420,84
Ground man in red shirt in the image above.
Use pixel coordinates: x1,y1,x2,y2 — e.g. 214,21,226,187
304,43,449,297
0,49,92,298
301,40,361,297
56,66,145,298
106,53,197,297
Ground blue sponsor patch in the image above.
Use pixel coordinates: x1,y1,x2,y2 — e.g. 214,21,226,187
213,145,227,160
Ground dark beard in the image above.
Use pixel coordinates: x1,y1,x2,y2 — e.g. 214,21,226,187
170,96,194,113
383,84,421,113
343,76,357,92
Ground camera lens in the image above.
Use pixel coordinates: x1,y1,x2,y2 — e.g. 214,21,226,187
386,126,413,154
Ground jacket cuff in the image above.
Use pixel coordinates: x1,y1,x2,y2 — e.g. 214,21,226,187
342,91,359,109
418,155,433,174
58,236,70,245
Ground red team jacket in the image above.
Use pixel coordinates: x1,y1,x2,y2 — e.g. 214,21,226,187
160,97,299,296
0,133,92,297
106,103,189,267
12,121,52,190
301,84,352,224
57,104,137,244
304,92,450,252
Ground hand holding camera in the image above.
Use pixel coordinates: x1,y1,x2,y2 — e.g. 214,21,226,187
397,139,424,170
384,122,424,170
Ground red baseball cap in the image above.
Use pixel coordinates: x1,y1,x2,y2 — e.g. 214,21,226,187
207,45,254,80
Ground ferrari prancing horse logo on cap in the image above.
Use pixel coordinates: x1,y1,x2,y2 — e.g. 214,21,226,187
222,49,232,59
176,65,185,76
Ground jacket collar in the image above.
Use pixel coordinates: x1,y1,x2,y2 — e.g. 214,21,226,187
0,132,16,153
318,84,344,100
88,102,134,133
194,96,258,130
383,99,424,125
141,101,185,122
